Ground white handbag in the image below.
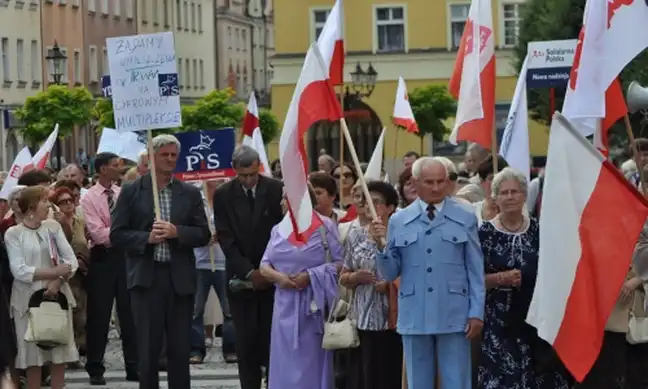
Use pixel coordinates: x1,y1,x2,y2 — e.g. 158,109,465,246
627,291,648,344
319,227,359,350
24,290,70,349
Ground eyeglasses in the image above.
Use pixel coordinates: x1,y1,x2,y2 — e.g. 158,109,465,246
333,172,354,180
57,198,74,205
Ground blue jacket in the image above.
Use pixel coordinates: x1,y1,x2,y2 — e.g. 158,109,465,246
377,197,485,335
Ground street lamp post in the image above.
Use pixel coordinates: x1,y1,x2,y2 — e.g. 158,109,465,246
45,40,67,171
343,62,378,110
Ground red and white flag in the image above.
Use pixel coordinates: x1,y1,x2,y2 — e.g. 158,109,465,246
392,77,419,133
316,0,345,86
448,0,495,149
526,112,648,382
0,147,34,200
241,93,271,176
563,0,648,139
278,43,342,243
32,123,59,169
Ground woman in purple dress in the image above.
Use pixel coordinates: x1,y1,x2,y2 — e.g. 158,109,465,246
260,197,343,389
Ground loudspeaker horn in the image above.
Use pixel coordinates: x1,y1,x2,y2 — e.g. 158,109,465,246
627,81,648,113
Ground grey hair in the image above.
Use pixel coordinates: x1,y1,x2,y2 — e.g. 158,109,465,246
232,145,260,168
433,156,458,175
0,171,8,180
152,134,181,153
491,167,528,199
137,150,148,165
467,142,488,158
411,156,449,179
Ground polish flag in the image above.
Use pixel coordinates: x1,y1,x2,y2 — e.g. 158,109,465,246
316,0,345,85
562,0,648,138
278,43,342,243
448,0,495,149
364,128,386,180
392,77,419,133
241,93,271,176
32,124,59,169
0,147,34,200
526,112,648,382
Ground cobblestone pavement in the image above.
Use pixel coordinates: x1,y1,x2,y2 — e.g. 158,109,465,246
65,328,241,389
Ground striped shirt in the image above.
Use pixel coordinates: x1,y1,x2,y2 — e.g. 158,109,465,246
154,181,173,263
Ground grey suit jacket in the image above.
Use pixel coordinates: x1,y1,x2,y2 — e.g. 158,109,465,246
634,219,648,282
110,174,211,295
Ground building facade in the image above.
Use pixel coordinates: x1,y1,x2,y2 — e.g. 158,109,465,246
136,0,216,103
270,0,548,174
0,0,43,169
215,0,274,105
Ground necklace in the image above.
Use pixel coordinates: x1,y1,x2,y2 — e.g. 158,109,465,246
499,217,524,232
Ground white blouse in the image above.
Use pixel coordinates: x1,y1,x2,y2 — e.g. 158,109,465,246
4,219,78,316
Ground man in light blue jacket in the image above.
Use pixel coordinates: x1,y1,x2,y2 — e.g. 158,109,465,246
373,157,485,389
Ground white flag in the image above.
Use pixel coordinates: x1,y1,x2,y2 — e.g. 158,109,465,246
500,55,530,181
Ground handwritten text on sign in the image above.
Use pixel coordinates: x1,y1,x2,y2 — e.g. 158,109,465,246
106,32,182,132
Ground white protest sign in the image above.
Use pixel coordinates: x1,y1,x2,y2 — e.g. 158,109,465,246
97,128,147,163
106,32,182,132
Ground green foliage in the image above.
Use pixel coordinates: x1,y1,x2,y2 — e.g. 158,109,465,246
407,85,457,141
92,98,115,129
16,85,94,145
258,108,280,145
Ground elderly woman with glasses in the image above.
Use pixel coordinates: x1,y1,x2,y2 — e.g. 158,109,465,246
477,167,571,389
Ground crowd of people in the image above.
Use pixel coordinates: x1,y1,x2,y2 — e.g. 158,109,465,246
0,137,647,389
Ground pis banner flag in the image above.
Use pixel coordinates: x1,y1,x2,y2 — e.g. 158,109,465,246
174,128,236,181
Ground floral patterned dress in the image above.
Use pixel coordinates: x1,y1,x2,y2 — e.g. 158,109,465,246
477,218,570,389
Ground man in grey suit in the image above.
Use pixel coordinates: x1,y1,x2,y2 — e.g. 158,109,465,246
111,134,211,389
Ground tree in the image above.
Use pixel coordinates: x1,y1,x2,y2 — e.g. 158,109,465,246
258,108,280,145
92,97,115,129
514,0,648,147
407,84,457,141
16,85,94,145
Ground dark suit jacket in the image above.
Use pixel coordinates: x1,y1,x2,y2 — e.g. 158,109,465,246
110,174,211,295
212,175,283,284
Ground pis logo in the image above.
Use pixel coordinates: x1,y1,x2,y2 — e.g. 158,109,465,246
186,134,220,171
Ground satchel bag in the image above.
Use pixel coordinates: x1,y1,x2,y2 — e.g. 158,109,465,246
24,289,71,349
319,226,360,350
627,291,648,344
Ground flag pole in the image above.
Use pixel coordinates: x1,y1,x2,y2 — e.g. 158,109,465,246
338,85,345,205
491,118,499,174
147,130,161,219
202,180,216,271
624,114,647,195
393,127,400,178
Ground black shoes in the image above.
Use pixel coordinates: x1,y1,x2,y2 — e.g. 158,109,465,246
89,375,106,386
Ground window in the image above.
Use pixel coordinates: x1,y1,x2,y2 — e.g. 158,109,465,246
1,38,9,82
183,1,188,28
312,9,330,41
30,40,39,82
73,50,80,84
227,27,232,49
449,4,470,49
16,39,24,82
175,0,181,27
197,3,202,31
153,0,159,23
185,58,190,90
192,59,197,88
114,0,120,16
191,2,196,31
141,0,147,21
101,0,108,14
89,45,98,82
235,29,240,51
375,6,405,52
199,59,204,88
126,0,133,18
88,0,96,12
163,0,169,25
60,48,68,83
242,30,247,52
102,46,108,75
502,3,521,47
177,57,182,87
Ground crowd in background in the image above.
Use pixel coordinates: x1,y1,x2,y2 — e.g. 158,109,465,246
0,138,647,389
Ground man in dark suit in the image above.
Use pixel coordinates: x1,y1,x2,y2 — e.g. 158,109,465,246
213,145,283,389
110,134,211,389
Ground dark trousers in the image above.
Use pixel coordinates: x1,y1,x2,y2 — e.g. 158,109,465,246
626,341,648,389
85,248,138,377
229,291,273,389
348,329,403,389
190,269,235,359
130,262,194,389
574,331,626,389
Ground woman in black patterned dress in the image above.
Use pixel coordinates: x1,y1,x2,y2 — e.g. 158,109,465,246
477,168,571,389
